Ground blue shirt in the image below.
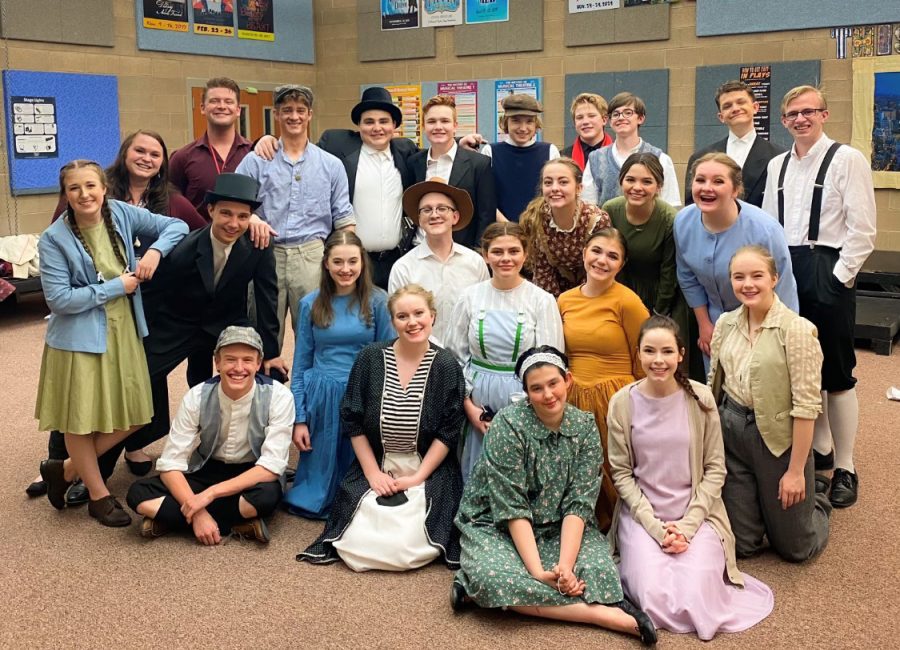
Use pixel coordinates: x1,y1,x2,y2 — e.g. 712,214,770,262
674,200,799,324
236,141,355,245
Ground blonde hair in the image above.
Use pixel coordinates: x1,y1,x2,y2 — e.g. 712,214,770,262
388,283,436,317
729,245,778,278
689,152,744,198
570,93,608,119
780,85,827,115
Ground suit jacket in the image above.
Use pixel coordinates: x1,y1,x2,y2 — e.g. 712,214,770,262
684,135,785,208
317,129,418,201
143,225,280,361
407,147,497,249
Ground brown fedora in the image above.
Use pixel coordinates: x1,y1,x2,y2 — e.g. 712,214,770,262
402,179,473,232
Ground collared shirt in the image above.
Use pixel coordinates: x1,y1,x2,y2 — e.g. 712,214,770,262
761,134,876,284
210,229,234,285
235,141,355,246
426,141,458,182
726,129,757,169
388,240,490,346
155,381,294,476
715,295,822,420
169,132,253,212
582,139,682,207
353,144,403,252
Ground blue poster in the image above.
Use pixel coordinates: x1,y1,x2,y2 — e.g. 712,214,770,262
382,0,420,30
465,0,508,24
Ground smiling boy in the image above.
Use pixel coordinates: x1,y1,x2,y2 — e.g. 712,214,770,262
561,93,613,171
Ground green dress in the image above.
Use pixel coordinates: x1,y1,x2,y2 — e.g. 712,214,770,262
454,401,624,608
35,221,153,434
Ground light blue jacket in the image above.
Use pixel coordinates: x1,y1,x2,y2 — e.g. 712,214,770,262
39,199,188,353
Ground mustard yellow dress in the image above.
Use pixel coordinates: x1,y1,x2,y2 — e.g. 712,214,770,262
558,282,649,531
35,222,153,434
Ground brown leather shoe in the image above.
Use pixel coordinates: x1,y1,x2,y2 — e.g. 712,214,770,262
140,516,169,539
231,517,269,543
88,495,132,527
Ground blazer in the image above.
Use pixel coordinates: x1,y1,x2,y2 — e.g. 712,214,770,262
38,200,187,354
142,225,280,361
317,129,418,202
684,135,785,208
407,146,497,248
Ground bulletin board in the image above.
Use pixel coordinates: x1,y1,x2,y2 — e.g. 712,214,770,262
693,60,821,152
2,71,120,196
564,70,670,152
135,1,315,64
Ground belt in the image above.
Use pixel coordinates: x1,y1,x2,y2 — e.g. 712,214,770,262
274,238,323,249
788,244,840,254
471,358,517,373
721,392,755,422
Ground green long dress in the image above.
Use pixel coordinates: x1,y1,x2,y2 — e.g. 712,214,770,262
35,221,153,434
454,401,624,608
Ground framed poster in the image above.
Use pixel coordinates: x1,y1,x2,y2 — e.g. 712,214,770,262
465,0,508,24
851,55,900,188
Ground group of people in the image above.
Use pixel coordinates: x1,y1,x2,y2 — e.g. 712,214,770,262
27,75,876,644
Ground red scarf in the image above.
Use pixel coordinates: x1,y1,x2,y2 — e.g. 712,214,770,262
571,133,613,171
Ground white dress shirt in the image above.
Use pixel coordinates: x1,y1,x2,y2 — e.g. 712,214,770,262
353,144,404,252
388,240,490,347
210,229,235,285
581,138,682,207
761,134,877,284
726,129,757,169
426,141,458,182
155,381,295,477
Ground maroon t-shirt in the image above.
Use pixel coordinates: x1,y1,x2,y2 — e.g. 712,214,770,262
168,132,253,213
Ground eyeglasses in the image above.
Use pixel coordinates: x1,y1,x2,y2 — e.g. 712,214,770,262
418,205,456,217
610,109,636,119
783,108,826,122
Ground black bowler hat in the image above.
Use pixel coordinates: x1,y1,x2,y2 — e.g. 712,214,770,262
351,87,402,127
205,173,262,211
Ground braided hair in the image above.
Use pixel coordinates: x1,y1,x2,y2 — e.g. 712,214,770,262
60,160,128,275
638,314,713,412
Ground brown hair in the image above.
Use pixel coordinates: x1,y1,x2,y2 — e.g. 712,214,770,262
498,113,543,134
714,80,756,109
423,94,457,121
202,77,240,103
106,130,171,215
638,315,713,412
388,283,436,317
570,93,608,119
728,244,778,278
481,221,528,254
608,92,647,118
689,152,744,199
519,158,583,263
311,230,374,329
781,84,827,115
584,226,628,261
59,160,128,274
618,152,664,188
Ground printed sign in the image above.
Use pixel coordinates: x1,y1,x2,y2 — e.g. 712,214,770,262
423,0,462,27
11,96,58,159
739,65,772,140
143,0,189,31
382,0,420,30
386,84,423,147
193,0,235,36
437,81,478,136
465,0,508,24
569,0,620,12
238,0,275,41
494,78,540,143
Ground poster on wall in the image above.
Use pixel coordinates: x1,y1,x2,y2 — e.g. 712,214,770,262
437,81,477,136
569,0,620,12
876,24,893,56
852,26,875,57
143,0,189,31
739,65,772,140
386,84,422,146
872,71,899,172
193,0,235,37
10,96,58,160
422,0,462,27
238,0,275,41
465,0,508,24
382,0,420,30
494,77,540,143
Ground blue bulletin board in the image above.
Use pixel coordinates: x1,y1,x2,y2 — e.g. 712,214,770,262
3,70,120,196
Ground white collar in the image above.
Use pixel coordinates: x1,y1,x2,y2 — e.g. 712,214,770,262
727,129,756,146
361,143,392,158
427,141,458,163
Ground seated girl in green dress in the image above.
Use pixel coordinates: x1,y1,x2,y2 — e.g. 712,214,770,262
452,345,656,646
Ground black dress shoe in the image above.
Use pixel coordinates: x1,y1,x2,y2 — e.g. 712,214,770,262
450,580,473,612
612,598,657,646
66,480,89,506
25,479,47,497
124,456,153,477
830,469,858,508
39,459,72,510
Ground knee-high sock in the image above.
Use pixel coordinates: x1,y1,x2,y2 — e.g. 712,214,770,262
813,391,833,456
828,388,859,473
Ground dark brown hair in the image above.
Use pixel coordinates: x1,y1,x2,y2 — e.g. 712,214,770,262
608,92,647,118
584,226,628,262
714,80,756,109
617,152,664,188
202,77,240,103
638,315,713,412
481,221,528,254
106,130,171,215
311,231,374,329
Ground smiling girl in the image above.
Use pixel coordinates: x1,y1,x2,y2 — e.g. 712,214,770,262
283,231,394,518
558,228,649,531
607,315,773,640
446,222,564,482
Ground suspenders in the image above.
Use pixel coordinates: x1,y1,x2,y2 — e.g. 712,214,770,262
776,141,843,244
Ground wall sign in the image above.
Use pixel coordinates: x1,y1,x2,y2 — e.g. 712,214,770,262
11,97,58,160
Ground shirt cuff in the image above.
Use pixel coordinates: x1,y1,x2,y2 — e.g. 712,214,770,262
833,260,854,286
334,214,355,230
155,458,189,473
256,457,287,477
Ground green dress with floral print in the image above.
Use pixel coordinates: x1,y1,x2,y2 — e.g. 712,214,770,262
454,401,624,608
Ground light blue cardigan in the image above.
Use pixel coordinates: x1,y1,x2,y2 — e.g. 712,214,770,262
38,199,188,353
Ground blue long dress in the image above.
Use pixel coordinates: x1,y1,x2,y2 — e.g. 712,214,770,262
284,289,395,518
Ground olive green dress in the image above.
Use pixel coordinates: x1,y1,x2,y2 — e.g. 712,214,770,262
455,401,624,608
35,222,153,434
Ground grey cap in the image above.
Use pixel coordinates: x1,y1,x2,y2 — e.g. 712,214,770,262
274,84,314,107
215,326,263,356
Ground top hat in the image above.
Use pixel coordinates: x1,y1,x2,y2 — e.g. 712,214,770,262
501,93,543,117
401,179,474,232
351,87,402,127
205,173,262,211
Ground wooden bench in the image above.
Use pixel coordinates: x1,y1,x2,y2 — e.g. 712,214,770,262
855,250,900,355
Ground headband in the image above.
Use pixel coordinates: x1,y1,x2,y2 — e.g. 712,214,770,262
518,352,567,379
